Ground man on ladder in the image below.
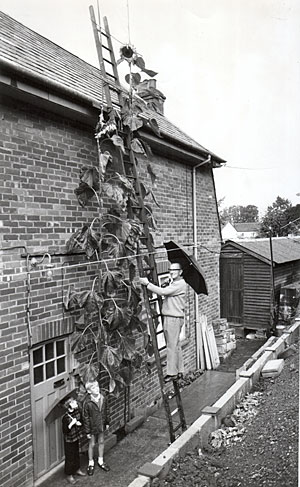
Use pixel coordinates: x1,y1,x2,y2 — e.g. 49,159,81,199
140,263,187,382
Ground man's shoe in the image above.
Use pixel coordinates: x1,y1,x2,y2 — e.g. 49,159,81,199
98,462,110,472
87,465,94,476
75,469,87,476
164,375,177,383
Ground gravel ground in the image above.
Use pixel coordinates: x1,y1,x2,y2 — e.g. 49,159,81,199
156,339,299,487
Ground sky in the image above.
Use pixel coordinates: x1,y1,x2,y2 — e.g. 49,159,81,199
1,0,300,216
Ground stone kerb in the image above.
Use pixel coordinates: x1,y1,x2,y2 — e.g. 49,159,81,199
203,377,250,426
239,350,273,387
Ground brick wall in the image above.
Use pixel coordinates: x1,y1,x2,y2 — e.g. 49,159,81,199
0,97,221,485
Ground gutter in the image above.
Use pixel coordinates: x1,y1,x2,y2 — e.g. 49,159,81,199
192,155,211,369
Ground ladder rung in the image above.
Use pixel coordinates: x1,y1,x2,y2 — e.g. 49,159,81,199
171,408,178,417
103,57,114,66
97,28,109,38
173,422,185,433
102,44,112,52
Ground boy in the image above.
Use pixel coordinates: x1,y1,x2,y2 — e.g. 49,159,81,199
62,397,86,484
82,380,110,476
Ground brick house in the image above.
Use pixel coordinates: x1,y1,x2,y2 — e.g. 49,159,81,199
0,11,225,487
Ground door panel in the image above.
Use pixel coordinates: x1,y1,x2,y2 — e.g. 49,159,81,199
30,337,73,480
220,255,244,323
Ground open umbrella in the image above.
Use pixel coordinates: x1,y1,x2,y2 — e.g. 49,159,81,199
44,387,79,424
164,241,208,295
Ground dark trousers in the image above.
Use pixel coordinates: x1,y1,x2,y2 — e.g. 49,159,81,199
64,440,80,475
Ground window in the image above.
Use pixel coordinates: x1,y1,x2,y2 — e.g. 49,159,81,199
149,272,186,352
32,338,66,385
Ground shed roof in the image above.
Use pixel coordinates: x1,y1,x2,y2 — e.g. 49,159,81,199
0,10,225,165
222,237,300,265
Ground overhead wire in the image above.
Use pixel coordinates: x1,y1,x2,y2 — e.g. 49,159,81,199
1,242,221,281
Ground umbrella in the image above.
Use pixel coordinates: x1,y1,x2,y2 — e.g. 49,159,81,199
164,241,208,295
44,387,78,424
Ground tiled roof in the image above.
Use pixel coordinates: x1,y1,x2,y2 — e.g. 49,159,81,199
224,237,300,264
0,11,225,164
234,222,260,232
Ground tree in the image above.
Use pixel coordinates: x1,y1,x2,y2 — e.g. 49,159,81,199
219,204,259,226
259,196,292,236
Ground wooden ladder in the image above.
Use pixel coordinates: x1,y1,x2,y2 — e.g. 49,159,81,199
89,6,186,443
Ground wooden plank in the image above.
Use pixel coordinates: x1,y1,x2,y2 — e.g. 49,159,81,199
200,315,211,370
196,318,205,370
205,321,220,369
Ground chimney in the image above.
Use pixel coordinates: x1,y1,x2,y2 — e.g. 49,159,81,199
137,79,166,114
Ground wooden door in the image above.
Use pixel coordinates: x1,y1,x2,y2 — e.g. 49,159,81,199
220,254,244,323
30,337,73,480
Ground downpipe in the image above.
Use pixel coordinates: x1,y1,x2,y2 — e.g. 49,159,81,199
192,155,211,369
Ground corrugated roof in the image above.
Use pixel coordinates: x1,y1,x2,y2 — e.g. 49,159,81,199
223,237,300,264
0,11,225,164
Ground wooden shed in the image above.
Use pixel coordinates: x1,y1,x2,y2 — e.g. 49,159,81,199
220,237,300,331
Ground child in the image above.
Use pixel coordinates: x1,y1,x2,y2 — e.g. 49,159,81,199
62,397,86,484
82,380,110,476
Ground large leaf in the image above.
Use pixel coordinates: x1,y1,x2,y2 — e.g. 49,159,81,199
146,163,157,185
118,335,136,361
66,224,89,253
144,204,158,229
63,284,78,310
103,304,132,331
125,72,141,88
99,343,122,369
99,151,112,180
131,138,147,155
110,135,125,154
148,118,161,137
102,269,124,295
74,182,96,207
114,173,135,194
122,112,144,132
117,364,133,386
80,166,99,189
106,239,127,260
133,56,145,70
77,363,98,384
67,225,100,258
71,331,88,353
129,314,147,334
102,183,127,211
76,290,104,314
142,68,158,77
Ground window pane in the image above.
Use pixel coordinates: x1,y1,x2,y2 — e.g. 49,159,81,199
34,365,44,384
57,357,65,374
46,361,55,379
33,347,43,365
45,343,54,361
56,340,65,357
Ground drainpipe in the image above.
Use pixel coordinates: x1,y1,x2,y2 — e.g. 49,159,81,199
192,155,211,369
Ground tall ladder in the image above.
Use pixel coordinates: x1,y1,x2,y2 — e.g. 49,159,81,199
89,6,186,443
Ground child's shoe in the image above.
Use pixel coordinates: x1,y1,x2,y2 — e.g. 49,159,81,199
87,465,94,476
98,461,110,472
